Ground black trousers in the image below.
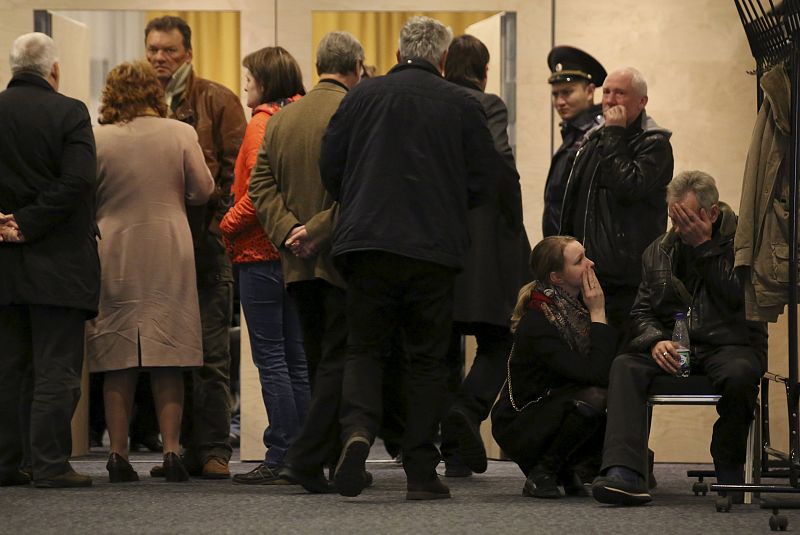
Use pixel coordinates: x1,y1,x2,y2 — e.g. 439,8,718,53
185,279,234,462
601,346,762,478
283,279,348,471
441,323,511,461
340,251,455,482
0,305,86,479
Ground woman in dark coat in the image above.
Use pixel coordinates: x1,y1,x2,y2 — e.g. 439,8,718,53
491,236,616,498
439,34,531,477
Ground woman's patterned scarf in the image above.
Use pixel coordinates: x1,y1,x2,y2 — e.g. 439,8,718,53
526,280,591,355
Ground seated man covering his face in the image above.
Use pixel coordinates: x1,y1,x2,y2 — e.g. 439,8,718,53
591,170,767,506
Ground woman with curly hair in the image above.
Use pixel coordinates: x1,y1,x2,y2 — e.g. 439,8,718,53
490,236,616,499
219,46,307,485
86,60,214,483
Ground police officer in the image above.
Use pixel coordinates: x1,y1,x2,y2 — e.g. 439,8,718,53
542,46,606,237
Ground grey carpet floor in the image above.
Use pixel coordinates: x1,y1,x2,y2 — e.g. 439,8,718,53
0,447,793,534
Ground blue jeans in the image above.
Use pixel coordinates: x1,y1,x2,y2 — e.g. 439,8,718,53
239,261,309,467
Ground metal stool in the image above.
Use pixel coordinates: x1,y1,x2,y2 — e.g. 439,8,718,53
647,374,759,504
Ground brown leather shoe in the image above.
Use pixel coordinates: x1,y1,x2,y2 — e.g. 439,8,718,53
202,456,230,479
34,469,93,488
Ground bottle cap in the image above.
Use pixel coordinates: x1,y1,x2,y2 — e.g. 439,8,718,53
674,312,686,320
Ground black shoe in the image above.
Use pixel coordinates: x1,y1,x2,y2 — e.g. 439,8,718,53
278,464,334,494
715,460,744,504
162,452,189,482
558,467,590,497
444,462,473,478
334,433,372,497
233,463,291,485
523,466,562,499
0,470,31,486
406,477,451,500
34,469,93,488
107,453,139,483
150,453,200,478
89,429,104,449
443,409,487,474
130,434,163,453
591,473,651,505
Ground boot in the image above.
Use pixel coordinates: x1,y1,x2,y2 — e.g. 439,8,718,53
523,401,602,499
714,459,744,504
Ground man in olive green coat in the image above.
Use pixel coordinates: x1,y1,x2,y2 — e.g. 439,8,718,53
248,31,364,491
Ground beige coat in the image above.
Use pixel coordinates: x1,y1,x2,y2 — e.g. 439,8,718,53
249,81,346,289
87,116,214,372
733,64,791,322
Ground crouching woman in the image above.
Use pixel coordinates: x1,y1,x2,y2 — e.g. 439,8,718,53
491,236,617,498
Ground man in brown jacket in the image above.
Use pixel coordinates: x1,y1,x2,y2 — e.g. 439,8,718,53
145,15,246,479
249,31,364,490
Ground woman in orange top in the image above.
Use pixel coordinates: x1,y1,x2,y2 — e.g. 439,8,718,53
219,47,306,484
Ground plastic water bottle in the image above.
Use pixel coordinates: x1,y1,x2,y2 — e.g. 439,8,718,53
672,312,691,378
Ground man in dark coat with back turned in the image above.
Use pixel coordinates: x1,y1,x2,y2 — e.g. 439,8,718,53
0,32,99,488
320,16,516,501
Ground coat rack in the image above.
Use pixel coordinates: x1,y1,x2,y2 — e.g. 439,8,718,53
715,1,800,530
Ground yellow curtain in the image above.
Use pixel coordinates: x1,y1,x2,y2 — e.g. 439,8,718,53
146,11,240,95
311,11,499,84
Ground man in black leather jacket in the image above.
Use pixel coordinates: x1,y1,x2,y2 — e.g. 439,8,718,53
559,67,673,349
542,46,605,237
591,171,766,506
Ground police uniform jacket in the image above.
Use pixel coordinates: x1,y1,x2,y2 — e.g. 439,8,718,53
542,103,603,237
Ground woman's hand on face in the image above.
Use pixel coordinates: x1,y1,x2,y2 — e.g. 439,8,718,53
582,267,606,322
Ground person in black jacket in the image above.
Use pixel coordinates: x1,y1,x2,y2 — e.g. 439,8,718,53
542,46,605,238
491,236,616,499
0,33,99,488
320,16,511,501
559,67,674,350
438,34,531,478
591,171,766,506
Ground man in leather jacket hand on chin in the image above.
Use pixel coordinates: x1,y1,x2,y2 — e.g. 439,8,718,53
559,67,674,351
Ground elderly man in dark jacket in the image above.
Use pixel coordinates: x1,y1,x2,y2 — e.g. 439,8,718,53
591,171,766,506
0,32,99,488
560,67,673,349
320,16,511,501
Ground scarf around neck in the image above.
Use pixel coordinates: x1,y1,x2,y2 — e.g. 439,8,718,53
527,280,591,355
165,62,193,110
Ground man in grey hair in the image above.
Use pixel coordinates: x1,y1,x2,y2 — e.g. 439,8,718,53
248,31,363,490
591,171,766,505
320,16,516,500
0,32,99,488
559,67,674,353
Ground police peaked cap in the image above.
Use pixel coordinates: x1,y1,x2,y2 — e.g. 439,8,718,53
547,46,606,86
